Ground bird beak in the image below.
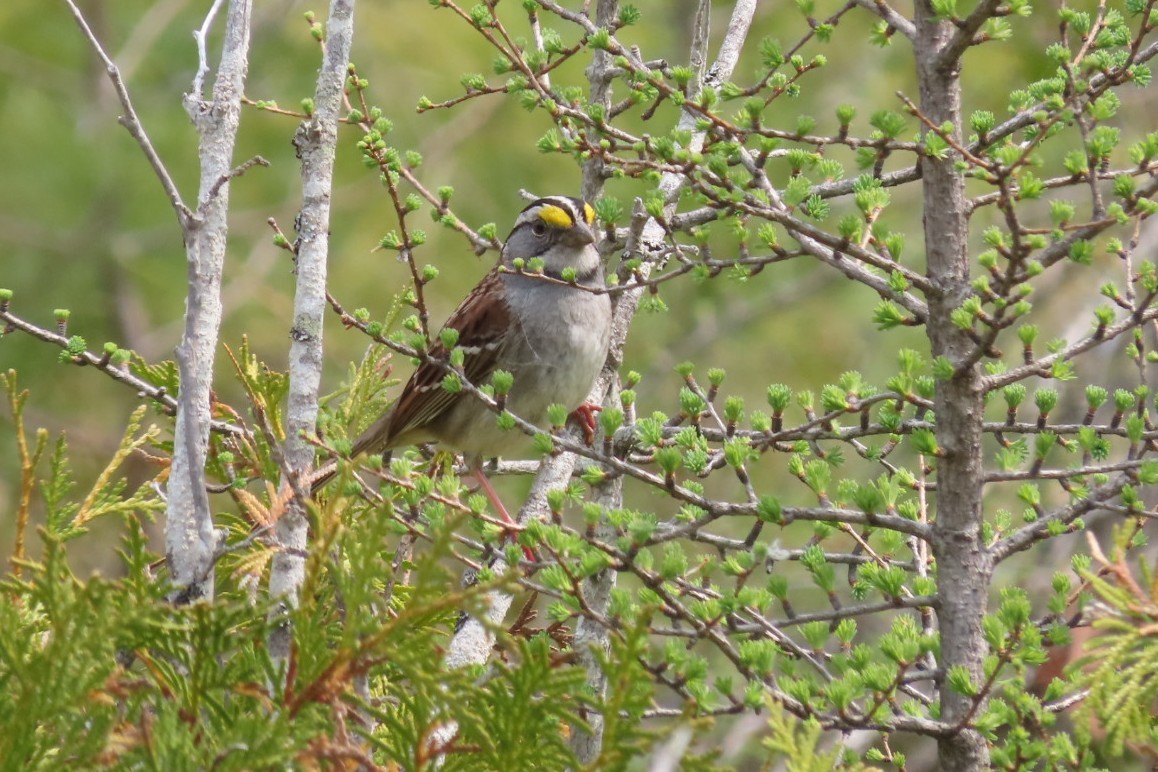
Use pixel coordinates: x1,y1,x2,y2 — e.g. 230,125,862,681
564,221,596,247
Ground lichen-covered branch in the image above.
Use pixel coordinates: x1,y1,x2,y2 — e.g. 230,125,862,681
267,0,357,662
163,0,253,602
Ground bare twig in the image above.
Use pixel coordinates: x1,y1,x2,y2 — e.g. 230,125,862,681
63,0,192,226
190,0,228,99
853,0,916,39
0,306,244,437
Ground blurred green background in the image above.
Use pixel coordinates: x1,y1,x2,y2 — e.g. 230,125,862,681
1,0,1152,576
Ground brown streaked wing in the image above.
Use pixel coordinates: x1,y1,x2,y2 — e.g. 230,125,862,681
383,271,511,444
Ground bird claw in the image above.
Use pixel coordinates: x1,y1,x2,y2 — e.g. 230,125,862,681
571,402,602,446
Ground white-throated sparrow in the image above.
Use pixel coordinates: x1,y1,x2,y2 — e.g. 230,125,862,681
314,196,612,529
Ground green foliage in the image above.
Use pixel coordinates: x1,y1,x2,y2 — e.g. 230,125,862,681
1,373,663,767
1073,527,1158,758
761,700,870,770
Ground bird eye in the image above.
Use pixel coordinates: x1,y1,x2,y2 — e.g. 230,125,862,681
531,221,548,237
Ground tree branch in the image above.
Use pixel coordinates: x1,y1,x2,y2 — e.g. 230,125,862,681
164,0,253,601
63,0,192,227
853,0,917,39
938,0,1005,68
268,0,357,663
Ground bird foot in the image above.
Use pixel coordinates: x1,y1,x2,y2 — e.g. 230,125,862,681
571,402,602,446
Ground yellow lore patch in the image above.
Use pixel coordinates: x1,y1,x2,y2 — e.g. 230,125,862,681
583,202,595,224
537,204,574,229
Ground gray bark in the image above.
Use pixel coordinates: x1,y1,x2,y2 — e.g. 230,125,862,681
569,0,620,758
430,460,576,755
565,473,621,763
269,0,357,661
913,3,992,768
567,0,756,761
165,0,252,602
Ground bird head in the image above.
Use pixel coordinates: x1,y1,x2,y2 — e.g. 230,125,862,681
502,196,601,282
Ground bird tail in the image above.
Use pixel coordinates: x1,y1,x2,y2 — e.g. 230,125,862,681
310,413,393,496
308,459,341,495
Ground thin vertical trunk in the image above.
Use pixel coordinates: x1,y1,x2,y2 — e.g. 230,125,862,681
167,0,253,602
569,0,620,761
912,3,992,769
269,0,357,662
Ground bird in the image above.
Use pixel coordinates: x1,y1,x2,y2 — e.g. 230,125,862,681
312,195,613,539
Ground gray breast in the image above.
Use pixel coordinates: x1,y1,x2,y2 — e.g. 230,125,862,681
501,274,611,421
